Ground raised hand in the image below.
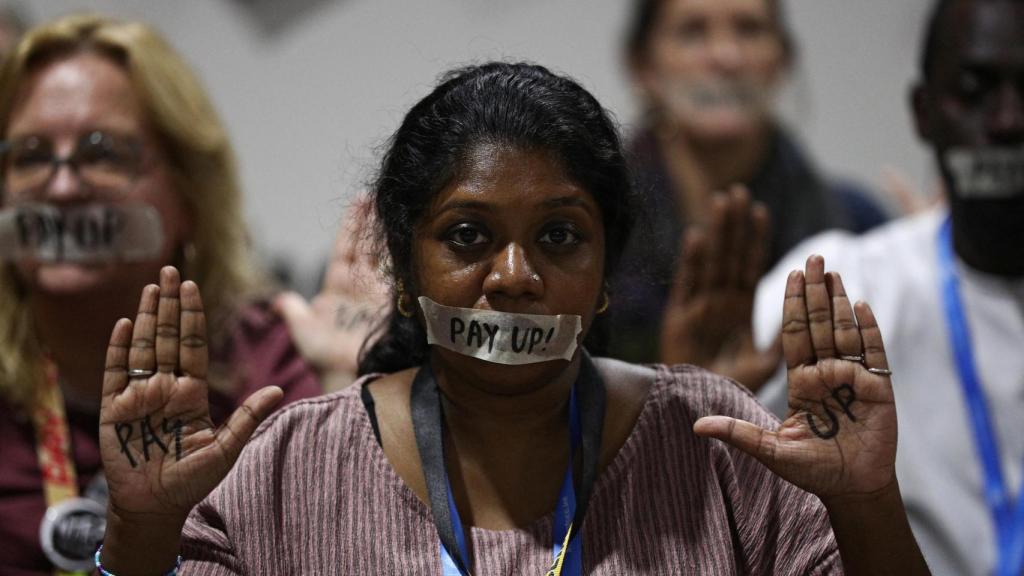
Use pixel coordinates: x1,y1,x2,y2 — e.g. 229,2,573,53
274,198,388,391
694,255,897,501
99,267,283,534
660,184,782,391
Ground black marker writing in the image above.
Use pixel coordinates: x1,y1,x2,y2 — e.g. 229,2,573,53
451,318,500,353
451,317,465,344
334,303,380,330
162,418,184,461
115,422,137,468
511,326,548,354
140,415,168,462
806,383,858,440
114,415,185,465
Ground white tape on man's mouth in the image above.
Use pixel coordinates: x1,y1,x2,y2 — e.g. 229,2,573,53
0,203,164,263
946,146,1024,200
418,296,582,365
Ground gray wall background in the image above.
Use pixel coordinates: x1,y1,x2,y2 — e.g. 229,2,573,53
17,1,936,291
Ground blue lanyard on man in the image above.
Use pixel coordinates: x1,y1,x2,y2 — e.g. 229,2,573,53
939,217,1024,576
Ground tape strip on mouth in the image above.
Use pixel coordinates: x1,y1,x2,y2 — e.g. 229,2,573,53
946,146,1024,200
418,296,582,365
0,203,164,263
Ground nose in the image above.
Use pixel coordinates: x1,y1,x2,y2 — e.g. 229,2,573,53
988,82,1024,145
43,160,90,203
482,242,544,304
707,30,743,73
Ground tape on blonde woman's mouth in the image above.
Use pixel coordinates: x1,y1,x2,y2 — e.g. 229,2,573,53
0,203,164,263
418,296,582,365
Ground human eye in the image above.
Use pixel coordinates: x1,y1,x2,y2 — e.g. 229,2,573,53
8,136,52,168
444,222,490,249
734,14,770,41
673,17,708,46
76,131,139,170
538,222,582,248
956,69,993,104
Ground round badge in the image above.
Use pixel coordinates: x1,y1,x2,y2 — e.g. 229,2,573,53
39,497,107,572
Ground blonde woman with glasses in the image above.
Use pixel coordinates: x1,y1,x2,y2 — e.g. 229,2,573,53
0,15,321,574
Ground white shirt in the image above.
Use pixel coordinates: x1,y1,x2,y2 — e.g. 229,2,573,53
753,207,1024,576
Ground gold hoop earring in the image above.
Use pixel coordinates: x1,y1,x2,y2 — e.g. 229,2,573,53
596,291,610,315
396,281,414,318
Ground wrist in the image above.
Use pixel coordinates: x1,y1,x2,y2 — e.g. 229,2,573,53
820,477,902,513
100,509,186,576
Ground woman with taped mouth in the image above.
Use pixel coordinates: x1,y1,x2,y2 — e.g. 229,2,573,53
0,15,320,574
93,62,928,575
606,0,890,371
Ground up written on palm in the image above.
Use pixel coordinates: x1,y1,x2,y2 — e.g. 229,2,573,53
695,255,897,502
100,267,283,525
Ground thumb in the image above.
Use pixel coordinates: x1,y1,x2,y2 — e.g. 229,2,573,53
213,386,285,470
273,292,313,331
694,416,778,469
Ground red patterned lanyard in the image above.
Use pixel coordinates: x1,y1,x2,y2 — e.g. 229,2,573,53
32,360,79,507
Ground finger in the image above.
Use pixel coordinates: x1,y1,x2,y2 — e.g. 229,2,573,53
693,416,779,468
128,284,160,376
672,229,706,306
179,281,209,380
781,270,815,369
803,255,836,359
155,267,181,374
273,291,313,331
826,272,863,358
725,185,751,288
854,301,890,371
702,193,729,289
742,202,771,289
103,318,134,399
213,386,285,467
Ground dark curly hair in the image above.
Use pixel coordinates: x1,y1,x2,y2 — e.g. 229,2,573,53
358,62,635,375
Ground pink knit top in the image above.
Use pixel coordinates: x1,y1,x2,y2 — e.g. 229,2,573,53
181,363,841,574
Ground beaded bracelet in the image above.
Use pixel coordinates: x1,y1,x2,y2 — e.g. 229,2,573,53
94,544,181,576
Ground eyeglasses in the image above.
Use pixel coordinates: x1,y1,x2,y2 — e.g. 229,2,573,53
0,131,145,197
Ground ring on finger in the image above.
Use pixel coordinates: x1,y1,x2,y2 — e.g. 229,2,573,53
867,367,893,376
128,368,155,379
839,355,865,363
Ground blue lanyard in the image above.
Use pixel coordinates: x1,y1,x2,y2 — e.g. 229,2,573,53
939,217,1024,576
440,384,582,576
410,355,604,576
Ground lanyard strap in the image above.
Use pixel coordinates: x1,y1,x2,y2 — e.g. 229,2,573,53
32,360,79,507
410,353,605,576
939,217,1024,576
32,360,91,576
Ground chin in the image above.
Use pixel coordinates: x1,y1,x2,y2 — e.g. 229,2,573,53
683,113,762,142
17,261,148,298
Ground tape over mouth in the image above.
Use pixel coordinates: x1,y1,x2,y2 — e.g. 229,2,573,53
946,146,1024,200
0,202,164,263
418,296,583,365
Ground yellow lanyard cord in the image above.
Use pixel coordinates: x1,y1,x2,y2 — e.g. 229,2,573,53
32,361,88,576
544,522,574,576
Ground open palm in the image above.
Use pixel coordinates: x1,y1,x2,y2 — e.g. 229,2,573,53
695,255,897,500
660,185,782,391
100,267,283,525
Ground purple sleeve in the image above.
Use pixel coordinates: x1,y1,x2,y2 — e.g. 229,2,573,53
207,302,321,424
688,368,843,575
